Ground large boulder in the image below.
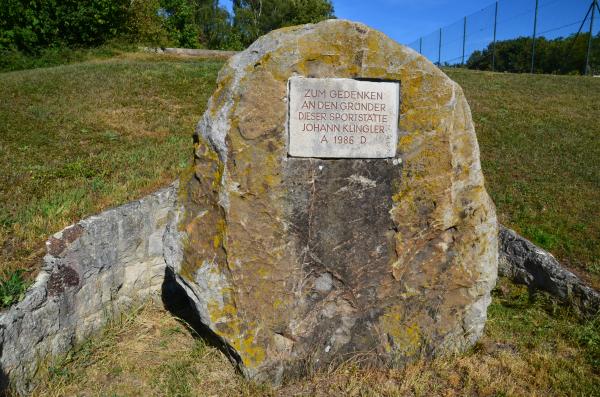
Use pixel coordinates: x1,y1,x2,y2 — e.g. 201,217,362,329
165,19,498,383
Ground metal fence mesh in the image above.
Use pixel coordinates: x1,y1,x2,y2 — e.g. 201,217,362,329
406,0,600,75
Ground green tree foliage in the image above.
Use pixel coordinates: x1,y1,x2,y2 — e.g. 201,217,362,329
0,0,130,52
467,33,600,75
160,0,203,48
55,0,131,46
233,0,334,46
129,0,240,49
164,0,240,49
0,0,57,51
196,3,244,50
128,0,170,46
1,0,334,54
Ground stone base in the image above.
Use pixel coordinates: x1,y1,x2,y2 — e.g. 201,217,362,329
0,183,178,395
499,225,600,316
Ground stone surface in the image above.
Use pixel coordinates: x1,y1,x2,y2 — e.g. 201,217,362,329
168,19,499,384
288,77,399,158
0,183,178,395
498,225,600,316
141,46,238,59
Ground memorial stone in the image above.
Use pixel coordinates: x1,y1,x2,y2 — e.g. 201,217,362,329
166,19,498,384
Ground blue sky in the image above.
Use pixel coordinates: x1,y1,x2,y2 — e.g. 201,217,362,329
220,0,598,63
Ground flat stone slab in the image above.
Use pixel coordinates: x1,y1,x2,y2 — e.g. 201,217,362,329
288,77,399,158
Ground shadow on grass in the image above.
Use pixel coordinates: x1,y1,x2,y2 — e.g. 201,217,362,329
0,366,10,397
161,267,243,372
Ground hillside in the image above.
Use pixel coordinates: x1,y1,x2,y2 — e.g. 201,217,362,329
446,68,600,289
0,54,222,304
0,54,599,395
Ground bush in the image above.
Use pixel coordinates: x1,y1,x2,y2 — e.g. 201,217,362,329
0,0,131,52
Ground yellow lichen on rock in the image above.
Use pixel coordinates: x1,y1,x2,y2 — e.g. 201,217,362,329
172,19,498,384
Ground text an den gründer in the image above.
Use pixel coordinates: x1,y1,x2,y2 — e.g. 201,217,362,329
298,100,389,133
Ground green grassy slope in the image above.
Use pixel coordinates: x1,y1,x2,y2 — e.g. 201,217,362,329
1,55,598,298
447,69,600,288
1,53,599,397
0,54,222,300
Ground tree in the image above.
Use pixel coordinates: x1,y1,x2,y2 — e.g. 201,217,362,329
0,0,57,51
156,0,242,49
196,0,243,50
159,0,204,48
55,0,131,46
128,0,170,46
466,33,600,75
0,0,335,54
233,0,334,46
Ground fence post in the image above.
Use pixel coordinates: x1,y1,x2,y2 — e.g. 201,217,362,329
462,16,467,65
492,1,498,71
419,37,422,54
438,28,442,66
586,0,597,75
531,0,539,73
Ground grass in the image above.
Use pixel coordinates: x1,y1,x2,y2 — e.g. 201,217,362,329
0,53,223,307
1,52,599,394
447,68,600,288
29,303,270,397
0,269,28,307
29,280,600,396
1,57,597,299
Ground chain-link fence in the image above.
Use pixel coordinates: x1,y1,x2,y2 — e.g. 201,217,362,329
406,0,600,75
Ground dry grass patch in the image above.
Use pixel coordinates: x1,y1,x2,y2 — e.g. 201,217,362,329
31,303,268,397
30,280,600,397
